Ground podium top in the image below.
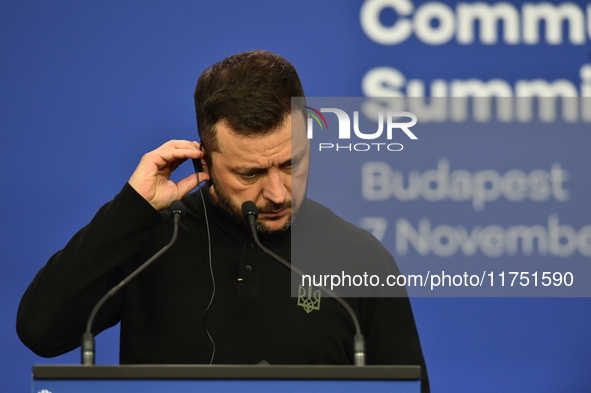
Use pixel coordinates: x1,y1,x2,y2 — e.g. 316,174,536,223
33,365,421,380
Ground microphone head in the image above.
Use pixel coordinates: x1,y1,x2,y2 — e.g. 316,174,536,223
169,200,186,216
241,201,258,221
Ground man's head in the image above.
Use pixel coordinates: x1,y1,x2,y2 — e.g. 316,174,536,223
194,50,308,233
195,50,305,153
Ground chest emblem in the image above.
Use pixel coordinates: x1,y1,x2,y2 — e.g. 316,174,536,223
297,285,321,313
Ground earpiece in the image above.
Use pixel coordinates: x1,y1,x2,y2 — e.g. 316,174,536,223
192,140,216,364
192,142,206,173
192,158,204,173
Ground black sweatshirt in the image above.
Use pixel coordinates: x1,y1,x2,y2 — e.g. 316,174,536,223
17,183,428,390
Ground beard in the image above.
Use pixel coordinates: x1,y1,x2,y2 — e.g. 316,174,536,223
210,172,295,234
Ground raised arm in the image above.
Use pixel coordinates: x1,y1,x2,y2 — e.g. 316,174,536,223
16,140,208,357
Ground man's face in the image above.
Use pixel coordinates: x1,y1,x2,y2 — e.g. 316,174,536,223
207,113,309,233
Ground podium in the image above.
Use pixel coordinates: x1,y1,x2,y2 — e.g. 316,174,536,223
33,364,421,392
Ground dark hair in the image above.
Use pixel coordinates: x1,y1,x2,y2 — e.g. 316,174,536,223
194,50,305,153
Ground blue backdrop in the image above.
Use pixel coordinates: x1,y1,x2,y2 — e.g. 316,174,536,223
2,1,590,391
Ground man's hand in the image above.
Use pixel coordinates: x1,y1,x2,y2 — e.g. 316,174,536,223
128,140,210,211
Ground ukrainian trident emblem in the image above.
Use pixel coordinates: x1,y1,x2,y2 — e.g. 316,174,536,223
297,285,321,313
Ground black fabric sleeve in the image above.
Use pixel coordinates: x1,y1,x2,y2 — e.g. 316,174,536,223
361,296,430,393
16,183,164,357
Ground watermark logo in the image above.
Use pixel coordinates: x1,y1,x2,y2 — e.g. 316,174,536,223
304,105,418,152
303,106,329,130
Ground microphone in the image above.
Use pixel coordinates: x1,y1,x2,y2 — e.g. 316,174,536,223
81,200,186,365
241,201,366,366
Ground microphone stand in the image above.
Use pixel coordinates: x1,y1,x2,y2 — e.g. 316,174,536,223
241,201,366,366
81,201,185,365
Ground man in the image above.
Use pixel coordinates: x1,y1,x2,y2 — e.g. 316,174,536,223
17,50,429,390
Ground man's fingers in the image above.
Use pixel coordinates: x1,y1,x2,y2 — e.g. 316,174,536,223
158,139,201,151
147,148,203,169
144,140,202,168
129,140,207,210
176,172,210,199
